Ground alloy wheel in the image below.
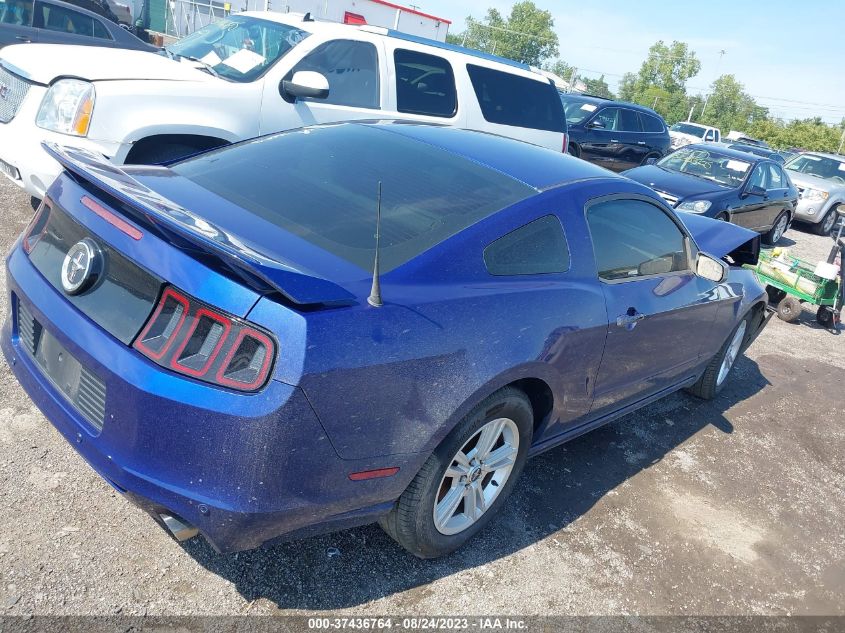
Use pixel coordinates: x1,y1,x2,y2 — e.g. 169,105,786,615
433,417,519,535
772,215,787,243
717,321,747,387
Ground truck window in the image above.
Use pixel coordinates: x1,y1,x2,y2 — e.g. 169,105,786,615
290,40,380,109
394,49,457,118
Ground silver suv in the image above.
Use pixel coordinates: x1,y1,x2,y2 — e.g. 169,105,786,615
784,152,845,234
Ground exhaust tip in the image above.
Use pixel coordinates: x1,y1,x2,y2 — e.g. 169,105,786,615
160,513,199,542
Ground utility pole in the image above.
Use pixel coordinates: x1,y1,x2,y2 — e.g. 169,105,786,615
838,126,845,155
568,67,578,93
652,96,659,109
701,49,726,119
687,105,695,121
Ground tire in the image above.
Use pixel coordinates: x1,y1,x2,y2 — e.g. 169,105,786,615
715,213,729,222
765,285,787,304
126,143,203,165
641,152,661,165
686,313,751,400
776,296,802,322
812,208,837,236
762,212,788,245
816,306,835,327
379,387,533,559
568,143,580,158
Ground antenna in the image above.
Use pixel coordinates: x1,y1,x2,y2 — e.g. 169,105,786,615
367,181,384,307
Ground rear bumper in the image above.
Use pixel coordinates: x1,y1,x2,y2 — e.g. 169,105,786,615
2,246,414,552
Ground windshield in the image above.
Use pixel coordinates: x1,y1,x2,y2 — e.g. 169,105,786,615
558,95,599,125
670,123,707,138
166,16,309,82
785,154,845,182
657,148,751,188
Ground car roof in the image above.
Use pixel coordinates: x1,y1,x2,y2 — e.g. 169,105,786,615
346,121,617,190
802,151,845,161
557,92,662,116
237,11,540,76
687,142,768,163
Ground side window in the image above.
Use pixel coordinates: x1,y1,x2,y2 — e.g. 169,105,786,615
466,64,566,132
639,112,664,133
767,163,784,188
747,164,767,189
92,15,111,38
617,108,641,132
587,199,689,281
36,2,95,35
290,40,379,109
1,0,34,24
593,107,619,131
484,215,569,276
394,49,456,118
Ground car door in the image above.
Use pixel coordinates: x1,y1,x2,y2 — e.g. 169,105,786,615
730,162,770,230
617,107,645,169
33,0,111,46
764,162,791,228
0,0,38,46
585,196,722,416
259,37,383,134
580,106,620,170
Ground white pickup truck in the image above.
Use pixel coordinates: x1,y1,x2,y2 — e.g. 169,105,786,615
0,11,568,199
668,122,721,150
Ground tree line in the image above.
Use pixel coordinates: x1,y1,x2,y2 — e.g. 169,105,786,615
446,2,845,153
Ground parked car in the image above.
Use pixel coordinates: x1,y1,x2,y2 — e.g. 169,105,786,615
558,93,670,171
784,152,845,235
0,11,566,200
0,0,152,49
623,144,798,245
726,131,769,149
3,122,770,558
716,141,786,164
669,121,721,149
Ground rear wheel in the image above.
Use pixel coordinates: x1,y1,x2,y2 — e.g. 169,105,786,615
776,296,802,322
568,143,580,158
379,387,532,558
762,213,788,245
687,314,750,400
816,306,835,328
642,152,661,165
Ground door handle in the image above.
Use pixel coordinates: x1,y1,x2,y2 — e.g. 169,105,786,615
610,139,619,143
616,309,646,329
15,35,31,42
637,141,647,145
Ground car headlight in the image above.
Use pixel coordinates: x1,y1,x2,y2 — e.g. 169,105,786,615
802,188,829,202
36,80,95,137
677,200,712,213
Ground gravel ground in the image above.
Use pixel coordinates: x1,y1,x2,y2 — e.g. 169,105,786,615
0,176,843,616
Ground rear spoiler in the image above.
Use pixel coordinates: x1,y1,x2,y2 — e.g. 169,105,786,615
43,143,356,306
678,212,760,266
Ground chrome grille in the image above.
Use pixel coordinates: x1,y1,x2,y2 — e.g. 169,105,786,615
0,66,31,124
655,190,679,206
16,300,107,431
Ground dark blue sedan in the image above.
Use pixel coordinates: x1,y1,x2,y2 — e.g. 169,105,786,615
3,123,770,558
624,143,799,245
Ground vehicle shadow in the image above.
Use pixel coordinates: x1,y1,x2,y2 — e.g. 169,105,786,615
181,356,769,610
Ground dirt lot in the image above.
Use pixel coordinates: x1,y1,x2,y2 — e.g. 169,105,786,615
0,176,843,616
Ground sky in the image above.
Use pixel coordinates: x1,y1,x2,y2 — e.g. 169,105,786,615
413,0,845,124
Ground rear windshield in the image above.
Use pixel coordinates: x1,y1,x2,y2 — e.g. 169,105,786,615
171,124,534,272
467,65,566,133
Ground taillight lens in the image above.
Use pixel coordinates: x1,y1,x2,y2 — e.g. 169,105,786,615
21,199,51,254
562,132,569,154
134,286,276,392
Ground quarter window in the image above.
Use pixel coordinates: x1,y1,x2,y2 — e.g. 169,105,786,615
0,0,33,25
394,49,457,118
92,16,111,39
639,112,665,133
587,199,689,281
484,215,569,276
466,64,566,132
290,40,380,109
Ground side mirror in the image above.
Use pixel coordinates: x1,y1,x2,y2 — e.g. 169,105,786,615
743,184,766,199
587,119,605,130
696,252,728,283
281,70,329,101
645,157,657,166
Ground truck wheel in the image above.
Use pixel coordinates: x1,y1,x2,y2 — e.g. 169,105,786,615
126,143,201,165
776,296,802,322
816,306,835,328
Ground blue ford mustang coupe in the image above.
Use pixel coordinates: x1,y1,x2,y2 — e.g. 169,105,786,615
3,123,770,558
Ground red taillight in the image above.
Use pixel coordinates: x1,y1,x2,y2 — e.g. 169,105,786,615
133,286,276,392
21,198,51,254
562,132,569,154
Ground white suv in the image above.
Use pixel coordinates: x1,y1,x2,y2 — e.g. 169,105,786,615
0,11,567,199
